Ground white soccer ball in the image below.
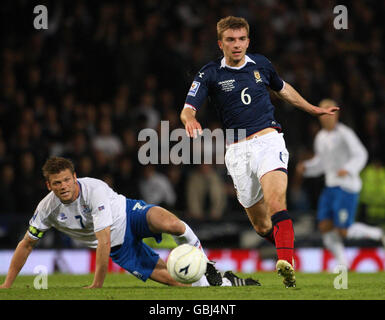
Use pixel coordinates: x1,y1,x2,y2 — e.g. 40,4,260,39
167,244,208,284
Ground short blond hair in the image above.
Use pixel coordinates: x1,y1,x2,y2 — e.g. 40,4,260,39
217,16,249,40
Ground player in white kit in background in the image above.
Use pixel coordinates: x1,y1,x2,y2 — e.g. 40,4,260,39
0,157,260,289
296,99,385,268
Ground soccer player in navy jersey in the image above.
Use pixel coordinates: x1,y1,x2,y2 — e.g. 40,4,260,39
180,16,339,288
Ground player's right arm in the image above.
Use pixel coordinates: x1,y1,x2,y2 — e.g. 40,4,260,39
296,135,324,178
180,64,212,138
180,107,202,138
0,231,39,288
1,198,50,289
298,154,324,177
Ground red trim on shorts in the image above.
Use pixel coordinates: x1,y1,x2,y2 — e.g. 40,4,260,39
271,126,282,133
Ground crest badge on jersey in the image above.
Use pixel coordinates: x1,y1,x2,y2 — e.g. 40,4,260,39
254,70,263,84
58,212,67,221
188,81,200,97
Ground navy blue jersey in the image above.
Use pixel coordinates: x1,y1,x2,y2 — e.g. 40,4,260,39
184,54,284,141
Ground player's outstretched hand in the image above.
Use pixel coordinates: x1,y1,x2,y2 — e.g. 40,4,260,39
185,119,203,138
311,105,340,116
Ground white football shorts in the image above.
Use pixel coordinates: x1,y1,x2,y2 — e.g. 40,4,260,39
225,130,289,208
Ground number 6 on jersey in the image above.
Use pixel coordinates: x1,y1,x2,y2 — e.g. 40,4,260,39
241,87,251,105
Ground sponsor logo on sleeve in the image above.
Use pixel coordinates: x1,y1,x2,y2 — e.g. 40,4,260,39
188,81,200,97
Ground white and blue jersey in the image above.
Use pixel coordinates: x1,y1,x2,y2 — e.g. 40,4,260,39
184,54,285,141
303,123,368,228
28,177,161,281
29,177,127,247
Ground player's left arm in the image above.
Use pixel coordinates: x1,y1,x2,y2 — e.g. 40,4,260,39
84,226,111,289
276,82,339,116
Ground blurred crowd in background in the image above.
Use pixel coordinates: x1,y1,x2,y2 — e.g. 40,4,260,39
0,0,384,246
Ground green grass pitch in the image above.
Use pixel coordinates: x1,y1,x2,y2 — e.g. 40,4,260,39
1,272,384,300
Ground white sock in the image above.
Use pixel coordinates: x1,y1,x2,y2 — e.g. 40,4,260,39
347,222,383,241
322,230,348,267
221,278,232,286
172,221,207,258
191,275,231,287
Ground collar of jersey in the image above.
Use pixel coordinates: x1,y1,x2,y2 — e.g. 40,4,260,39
220,55,256,70
76,180,82,200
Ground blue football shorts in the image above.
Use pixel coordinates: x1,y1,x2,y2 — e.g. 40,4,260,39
109,198,162,281
317,186,359,229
